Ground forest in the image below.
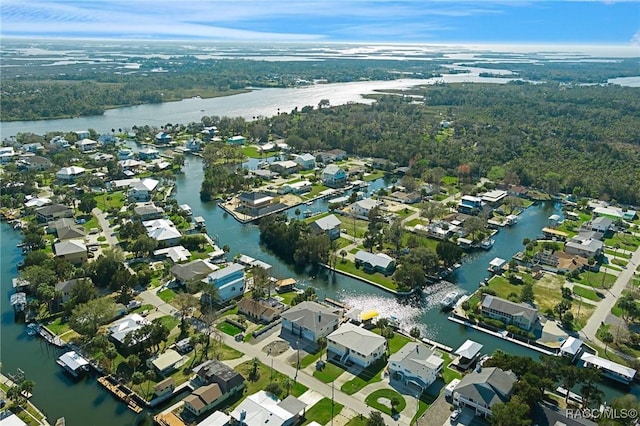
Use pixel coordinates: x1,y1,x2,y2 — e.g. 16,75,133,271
261,82,640,205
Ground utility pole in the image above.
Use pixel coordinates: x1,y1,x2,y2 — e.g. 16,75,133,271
331,380,335,426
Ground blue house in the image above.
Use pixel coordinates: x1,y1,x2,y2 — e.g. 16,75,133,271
457,195,484,215
295,153,316,170
185,138,203,152
227,135,245,145
205,263,245,302
138,147,159,161
322,165,347,188
155,132,172,145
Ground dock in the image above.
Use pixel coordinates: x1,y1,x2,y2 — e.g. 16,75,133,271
421,337,453,353
97,376,144,413
36,325,66,347
324,298,350,310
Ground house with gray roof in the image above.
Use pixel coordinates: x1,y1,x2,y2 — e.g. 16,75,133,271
327,323,387,368
322,165,347,188
564,233,604,258
587,216,613,234
388,342,443,392
193,360,245,394
35,204,74,222
311,214,341,240
354,250,396,275
453,367,517,417
170,259,219,284
295,153,316,170
481,295,538,331
134,204,164,221
280,301,340,343
54,239,87,264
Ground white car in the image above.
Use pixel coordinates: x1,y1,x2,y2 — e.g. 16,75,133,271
450,409,461,422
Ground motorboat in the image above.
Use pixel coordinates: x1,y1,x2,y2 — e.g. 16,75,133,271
441,291,459,308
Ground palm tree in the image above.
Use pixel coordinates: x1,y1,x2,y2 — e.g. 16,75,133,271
126,354,140,375
282,378,292,396
339,249,347,263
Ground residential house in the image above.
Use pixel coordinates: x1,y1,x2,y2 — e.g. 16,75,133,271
118,149,135,160
350,198,383,219
388,342,444,392
593,206,637,221
481,190,508,206
238,192,274,216
108,313,150,346
317,151,337,163
227,135,245,145
532,403,597,426
74,130,90,140
452,367,517,418
310,214,341,240
144,218,182,246
35,204,74,222
154,246,191,263
560,337,585,362
119,159,143,173
128,178,160,202
508,185,529,198
237,298,282,323
280,301,340,343
75,138,98,153
197,411,230,426
24,196,52,209
204,263,245,302
587,217,613,234
22,155,52,171
0,146,16,163
328,149,347,160
155,132,172,145
148,349,184,376
279,180,312,195
53,240,88,264
270,160,298,175
354,251,396,275
183,383,224,416
481,294,538,331
185,138,203,152
134,204,164,221
387,191,422,205
322,165,347,188
295,153,316,170
50,136,71,149
230,391,307,426
327,323,387,368
98,134,118,147
22,142,45,154
153,378,175,398
138,147,159,160
54,278,88,304
457,195,484,215
56,166,86,182
56,224,87,241
564,234,604,258
193,360,245,394
171,259,219,284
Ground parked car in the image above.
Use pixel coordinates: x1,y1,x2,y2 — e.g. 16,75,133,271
450,409,461,422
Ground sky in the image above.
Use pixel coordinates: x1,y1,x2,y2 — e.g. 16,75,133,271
1,1,639,45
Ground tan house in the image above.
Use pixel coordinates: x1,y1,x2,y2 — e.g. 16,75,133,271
183,383,223,416
237,298,282,323
54,239,87,264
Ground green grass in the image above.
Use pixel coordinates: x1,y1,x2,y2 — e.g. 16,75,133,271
406,218,424,227
487,276,521,299
335,260,397,291
441,352,463,383
157,288,177,302
276,291,300,306
605,234,640,252
81,215,100,232
46,316,71,335
313,361,345,383
576,271,617,289
363,171,385,181
158,315,180,332
242,146,262,158
300,348,326,369
369,329,411,354
442,176,458,185
231,360,308,409
571,286,603,302
304,184,330,198
344,416,369,426
131,304,154,314
216,321,243,336
94,191,126,210
340,358,386,395
605,249,632,259
612,258,629,267
302,398,344,426
365,389,406,416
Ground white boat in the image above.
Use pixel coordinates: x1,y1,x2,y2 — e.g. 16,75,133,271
56,351,90,377
480,238,495,249
441,291,459,308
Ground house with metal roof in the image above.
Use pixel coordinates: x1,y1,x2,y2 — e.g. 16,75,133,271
354,250,396,275
452,367,517,418
579,353,636,384
564,234,603,258
295,153,316,170
453,340,483,370
149,349,184,376
280,301,340,343
322,165,347,188
481,295,538,331
230,390,307,426
327,323,387,368
204,263,245,302
56,166,86,182
171,259,219,284
388,342,443,393
53,239,87,264
349,198,383,220
311,214,341,240
108,313,150,346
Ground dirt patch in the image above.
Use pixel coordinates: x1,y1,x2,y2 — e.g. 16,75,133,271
263,340,290,356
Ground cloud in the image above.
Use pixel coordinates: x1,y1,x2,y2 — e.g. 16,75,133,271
631,30,640,45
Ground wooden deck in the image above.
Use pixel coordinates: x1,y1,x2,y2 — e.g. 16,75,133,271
97,376,143,413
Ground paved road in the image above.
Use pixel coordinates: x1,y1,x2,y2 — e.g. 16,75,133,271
580,244,640,350
92,207,118,247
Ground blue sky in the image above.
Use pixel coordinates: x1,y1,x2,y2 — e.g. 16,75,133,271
1,1,639,45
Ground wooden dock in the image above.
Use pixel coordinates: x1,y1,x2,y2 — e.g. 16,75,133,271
324,298,350,310
97,376,143,413
36,324,66,347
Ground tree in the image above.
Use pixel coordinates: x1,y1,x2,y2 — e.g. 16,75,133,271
69,298,116,338
144,369,157,398
559,365,580,403
436,241,463,267
490,396,532,426
409,326,421,339
104,344,119,374
78,194,97,214
126,354,141,374
385,217,404,253
520,283,534,303
392,262,426,292
601,331,614,353
339,249,347,263
131,371,145,394
465,216,485,241
251,265,271,299
554,299,572,322
250,357,260,381
366,411,386,426
131,235,158,258
173,292,198,334
69,278,98,305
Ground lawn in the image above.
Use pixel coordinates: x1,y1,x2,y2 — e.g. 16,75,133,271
158,288,177,303
365,389,406,416
344,416,368,426
157,315,180,332
487,276,521,299
571,286,603,302
46,316,71,335
363,171,385,182
94,191,126,210
605,234,640,252
276,291,300,306
300,348,326,369
335,260,397,291
406,218,424,227
441,176,458,185
216,321,243,336
369,328,411,354
340,358,386,395
242,146,262,158
81,215,100,232
605,249,632,259
304,184,330,199
313,361,345,383
231,360,308,409
302,398,344,426
576,271,617,289
440,352,462,384
338,217,370,239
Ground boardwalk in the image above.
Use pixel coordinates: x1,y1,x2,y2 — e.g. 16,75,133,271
97,376,143,414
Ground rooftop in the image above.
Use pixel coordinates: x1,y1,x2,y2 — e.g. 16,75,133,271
327,322,386,356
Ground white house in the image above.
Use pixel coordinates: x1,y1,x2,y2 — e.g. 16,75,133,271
128,178,160,202
230,390,307,426
295,153,316,170
388,342,443,392
322,165,347,188
327,322,387,368
56,166,86,182
204,263,245,302
350,198,383,220
144,218,182,246
108,313,150,346
0,146,16,163
280,301,340,343
453,367,517,418
75,138,98,153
